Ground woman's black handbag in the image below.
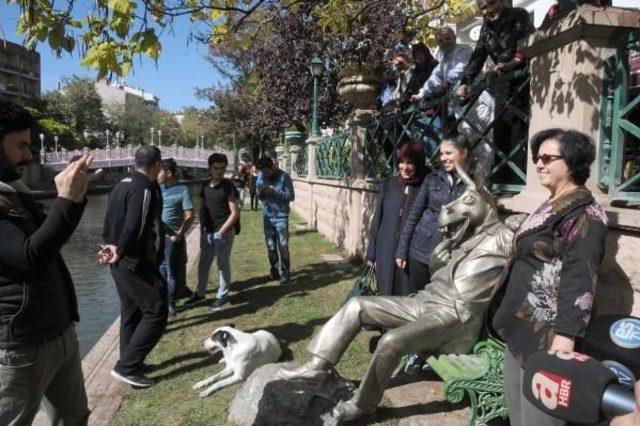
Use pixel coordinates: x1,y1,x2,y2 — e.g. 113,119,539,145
343,265,378,304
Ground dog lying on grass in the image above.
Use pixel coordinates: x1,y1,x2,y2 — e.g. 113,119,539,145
193,325,282,397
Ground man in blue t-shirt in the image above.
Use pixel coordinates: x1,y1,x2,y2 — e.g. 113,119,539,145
158,158,194,315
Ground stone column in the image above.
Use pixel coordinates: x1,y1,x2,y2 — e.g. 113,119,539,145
275,146,286,170
306,136,318,180
338,75,380,183
500,4,640,213
289,145,301,178
338,75,380,255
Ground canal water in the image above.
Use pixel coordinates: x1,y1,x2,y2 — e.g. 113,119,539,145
44,184,203,357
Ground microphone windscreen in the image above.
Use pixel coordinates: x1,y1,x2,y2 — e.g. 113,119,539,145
523,350,618,424
581,315,640,386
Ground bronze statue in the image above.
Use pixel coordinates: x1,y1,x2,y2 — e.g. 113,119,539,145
281,165,514,421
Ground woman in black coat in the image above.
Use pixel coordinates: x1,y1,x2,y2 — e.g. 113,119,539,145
366,141,427,296
394,134,472,292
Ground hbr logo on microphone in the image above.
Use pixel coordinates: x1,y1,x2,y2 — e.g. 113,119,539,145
531,370,573,410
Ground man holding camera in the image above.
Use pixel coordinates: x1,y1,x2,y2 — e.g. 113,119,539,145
0,100,100,424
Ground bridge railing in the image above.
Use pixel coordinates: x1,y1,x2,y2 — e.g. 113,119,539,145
42,144,229,170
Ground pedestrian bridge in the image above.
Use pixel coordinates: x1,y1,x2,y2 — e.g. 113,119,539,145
42,145,233,171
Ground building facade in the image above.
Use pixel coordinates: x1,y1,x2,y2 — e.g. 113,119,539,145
95,78,159,110
0,40,40,105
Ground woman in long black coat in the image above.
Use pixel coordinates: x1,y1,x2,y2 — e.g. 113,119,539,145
366,141,427,296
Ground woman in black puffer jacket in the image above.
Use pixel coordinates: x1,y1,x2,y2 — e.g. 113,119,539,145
394,134,472,293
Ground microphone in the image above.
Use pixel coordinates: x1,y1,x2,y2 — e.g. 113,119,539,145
580,315,640,389
523,350,637,423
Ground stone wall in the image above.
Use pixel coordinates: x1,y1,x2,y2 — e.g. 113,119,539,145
292,177,379,257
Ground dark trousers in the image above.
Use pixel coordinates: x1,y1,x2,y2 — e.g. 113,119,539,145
249,191,258,210
111,262,168,375
408,258,430,293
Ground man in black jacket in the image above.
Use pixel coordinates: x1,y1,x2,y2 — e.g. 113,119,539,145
456,0,534,98
101,145,167,388
0,100,101,424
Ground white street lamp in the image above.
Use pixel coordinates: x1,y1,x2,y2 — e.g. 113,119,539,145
150,127,155,145
105,129,111,148
54,135,59,153
39,133,45,164
115,131,121,148
157,129,162,148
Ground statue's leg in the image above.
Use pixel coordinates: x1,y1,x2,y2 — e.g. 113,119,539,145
336,306,459,421
281,296,378,380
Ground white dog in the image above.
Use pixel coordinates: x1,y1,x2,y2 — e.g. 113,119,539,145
193,325,282,397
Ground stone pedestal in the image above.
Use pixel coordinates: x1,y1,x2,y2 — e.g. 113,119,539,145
500,4,640,214
228,363,355,426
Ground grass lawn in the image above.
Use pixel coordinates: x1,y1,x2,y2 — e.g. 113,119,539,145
113,209,398,425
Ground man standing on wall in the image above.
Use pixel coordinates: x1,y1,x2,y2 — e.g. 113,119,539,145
0,100,100,424
256,157,295,285
184,153,239,310
158,158,194,316
101,145,167,388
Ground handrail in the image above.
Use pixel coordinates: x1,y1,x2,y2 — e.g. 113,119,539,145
364,67,531,192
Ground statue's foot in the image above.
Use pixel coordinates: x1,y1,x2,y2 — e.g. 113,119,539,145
331,399,376,422
279,362,329,381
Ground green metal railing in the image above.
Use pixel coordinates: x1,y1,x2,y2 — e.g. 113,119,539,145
316,131,351,179
599,31,640,203
293,145,308,177
364,68,531,193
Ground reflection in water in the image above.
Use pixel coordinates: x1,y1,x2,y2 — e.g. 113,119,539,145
48,194,120,356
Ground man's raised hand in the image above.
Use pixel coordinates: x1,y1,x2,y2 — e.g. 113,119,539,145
54,155,103,203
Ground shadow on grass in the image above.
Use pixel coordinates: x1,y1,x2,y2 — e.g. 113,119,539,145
150,350,215,382
164,261,358,335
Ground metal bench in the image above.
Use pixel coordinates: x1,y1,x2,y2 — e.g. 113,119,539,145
427,338,508,426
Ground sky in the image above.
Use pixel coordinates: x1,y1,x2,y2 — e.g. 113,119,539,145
0,3,225,112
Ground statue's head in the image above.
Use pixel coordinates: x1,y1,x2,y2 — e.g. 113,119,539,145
438,163,498,244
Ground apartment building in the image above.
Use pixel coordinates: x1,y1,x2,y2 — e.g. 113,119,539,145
0,39,40,105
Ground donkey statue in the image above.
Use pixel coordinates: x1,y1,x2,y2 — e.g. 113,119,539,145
281,164,515,421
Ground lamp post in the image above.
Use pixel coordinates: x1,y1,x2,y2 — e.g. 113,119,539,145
157,129,162,148
150,127,155,145
309,56,324,138
105,129,111,148
53,135,59,160
39,133,45,164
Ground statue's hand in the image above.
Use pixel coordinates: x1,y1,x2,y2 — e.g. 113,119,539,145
430,239,454,271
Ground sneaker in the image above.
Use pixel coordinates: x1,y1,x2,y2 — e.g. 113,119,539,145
269,267,280,281
175,287,194,300
211,297,228,311
110,369,154,388
184,294,204,307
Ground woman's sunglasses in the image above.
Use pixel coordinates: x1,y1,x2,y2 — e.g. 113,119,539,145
533,154,564,165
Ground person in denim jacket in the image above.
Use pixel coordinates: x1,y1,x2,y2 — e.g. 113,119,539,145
256,157,295,285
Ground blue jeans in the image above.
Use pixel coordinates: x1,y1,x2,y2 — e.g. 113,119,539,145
159,235,187,305
196,230,235,299
263,217,290,283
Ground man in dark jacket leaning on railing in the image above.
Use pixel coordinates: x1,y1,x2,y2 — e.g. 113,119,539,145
0,100,102,425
